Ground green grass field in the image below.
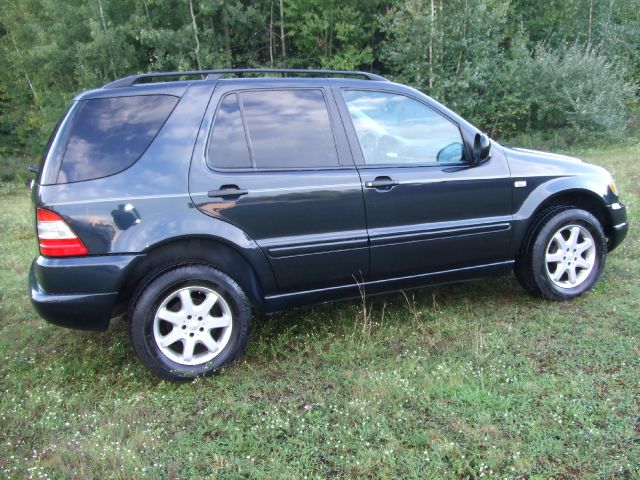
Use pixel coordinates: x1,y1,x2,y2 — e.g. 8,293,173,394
1,144,639,479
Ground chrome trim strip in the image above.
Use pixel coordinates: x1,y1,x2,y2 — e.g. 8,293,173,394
49,193,191,206
267,238,369,257
258,229,369,257
369,222,511,246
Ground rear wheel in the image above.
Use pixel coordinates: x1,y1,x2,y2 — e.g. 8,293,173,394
515,208,606,300
129,264,251,381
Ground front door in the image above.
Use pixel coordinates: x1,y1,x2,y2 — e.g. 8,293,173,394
189,82,368,292
335,88,512,279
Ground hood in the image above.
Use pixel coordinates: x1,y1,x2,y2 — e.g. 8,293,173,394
507,147,582,164
502,145,608,178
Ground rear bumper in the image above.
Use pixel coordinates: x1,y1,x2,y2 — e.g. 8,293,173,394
29,254,140,331
607,202,628,251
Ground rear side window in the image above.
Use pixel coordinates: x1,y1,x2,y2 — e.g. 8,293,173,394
207,94,252,169
207,89,339,170
57,95,178,183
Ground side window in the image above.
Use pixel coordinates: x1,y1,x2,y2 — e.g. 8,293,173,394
57,95,178,183
207,89,339,170
207,93,252,169
342,90,465,166
242,89,339,169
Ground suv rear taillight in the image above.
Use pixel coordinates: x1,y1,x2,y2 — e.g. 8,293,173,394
36,208,88,257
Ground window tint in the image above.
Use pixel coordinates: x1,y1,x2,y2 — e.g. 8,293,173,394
343,90,465,165
57,95,177,183
241,89,339,169
207,94,252,169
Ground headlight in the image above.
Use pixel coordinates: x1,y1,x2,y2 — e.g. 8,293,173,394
609,179,619,196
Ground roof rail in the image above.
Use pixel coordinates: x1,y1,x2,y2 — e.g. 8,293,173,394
102,68,388,89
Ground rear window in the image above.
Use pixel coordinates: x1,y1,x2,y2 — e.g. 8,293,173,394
56,95,178,183
207,89,339,170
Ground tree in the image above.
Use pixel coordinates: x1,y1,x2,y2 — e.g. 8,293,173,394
0,0,637,160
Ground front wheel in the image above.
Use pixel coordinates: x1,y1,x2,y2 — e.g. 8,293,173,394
129,264,251,381
515,208,606,301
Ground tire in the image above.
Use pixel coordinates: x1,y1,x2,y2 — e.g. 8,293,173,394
515,208,606,301
514,206,568,295
128,264,251,381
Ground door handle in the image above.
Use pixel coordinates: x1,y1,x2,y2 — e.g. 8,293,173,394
207,186,249,198
365,177,399,189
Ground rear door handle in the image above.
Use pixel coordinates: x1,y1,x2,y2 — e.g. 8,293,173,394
207,186,249,198
365,177,399,189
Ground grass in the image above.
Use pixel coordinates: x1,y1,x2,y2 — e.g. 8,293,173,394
1,143,639,479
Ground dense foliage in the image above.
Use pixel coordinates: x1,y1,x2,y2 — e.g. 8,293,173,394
0,0,638,165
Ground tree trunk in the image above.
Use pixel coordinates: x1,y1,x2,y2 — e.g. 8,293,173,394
279,0,287,62
328,0,334,60
429,0,435,89
587,0,593,48
142,0,151,26
222,7,231,64
456,0,467,75
97,0,107,31
8,31,38,100
269,1,274,67
189,0,202,70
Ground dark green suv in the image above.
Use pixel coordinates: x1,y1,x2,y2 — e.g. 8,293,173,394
30,69,628,380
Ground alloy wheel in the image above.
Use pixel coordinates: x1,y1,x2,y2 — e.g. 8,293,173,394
544,224,596,289
153,286,233,366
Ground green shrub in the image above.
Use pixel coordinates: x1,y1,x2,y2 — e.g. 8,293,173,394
0,154,36,184
529,44,635,140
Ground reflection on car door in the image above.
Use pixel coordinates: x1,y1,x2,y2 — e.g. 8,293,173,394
336,88,513,280
189,83,369,292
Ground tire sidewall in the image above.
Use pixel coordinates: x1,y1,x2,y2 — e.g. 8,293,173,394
130,265,250,381
531,209,606,300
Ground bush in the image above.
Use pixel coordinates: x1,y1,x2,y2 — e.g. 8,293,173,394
528,44,635,141
0,154,36,184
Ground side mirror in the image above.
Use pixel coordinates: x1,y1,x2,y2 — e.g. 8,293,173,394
472,133,491,163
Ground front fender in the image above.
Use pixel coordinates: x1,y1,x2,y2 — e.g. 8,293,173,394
510,175,614,257
514,175,610,222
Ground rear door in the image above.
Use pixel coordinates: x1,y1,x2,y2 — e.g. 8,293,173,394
334,88,513,279
189,80,368,292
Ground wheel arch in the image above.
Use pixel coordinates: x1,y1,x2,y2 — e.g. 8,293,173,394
514,187,613,258
115,236,271,314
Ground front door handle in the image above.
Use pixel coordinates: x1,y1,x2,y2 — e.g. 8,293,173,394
365,177,399,190
207,186,249,198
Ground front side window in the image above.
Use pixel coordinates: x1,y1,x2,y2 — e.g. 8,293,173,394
343,90,465,166
57,95,178,183
207,89,339,170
